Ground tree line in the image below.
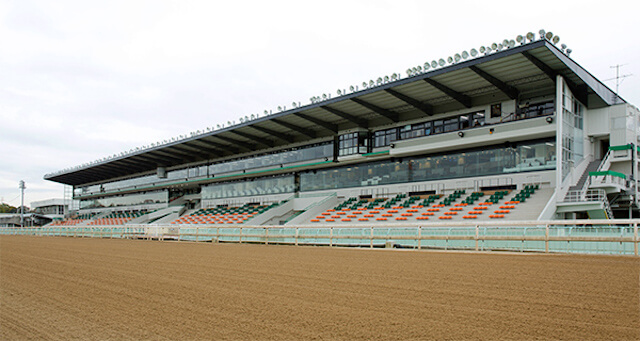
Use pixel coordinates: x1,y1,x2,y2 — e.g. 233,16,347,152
0,203,30,214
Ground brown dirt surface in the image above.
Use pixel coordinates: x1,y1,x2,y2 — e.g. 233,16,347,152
1,236,639,340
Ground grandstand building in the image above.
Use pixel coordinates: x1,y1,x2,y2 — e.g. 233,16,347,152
44,31,640,227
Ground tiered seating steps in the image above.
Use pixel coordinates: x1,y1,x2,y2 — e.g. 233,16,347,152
49,213,97,226
170,202,279,225
88,211,148,226
309,188,541,223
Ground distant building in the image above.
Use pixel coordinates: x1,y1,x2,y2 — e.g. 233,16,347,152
0,213,50,227
31,198,68,220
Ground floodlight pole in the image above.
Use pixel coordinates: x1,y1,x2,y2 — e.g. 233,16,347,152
19,180,25,226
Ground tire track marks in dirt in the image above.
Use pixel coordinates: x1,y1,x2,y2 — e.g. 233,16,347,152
1,236,639,340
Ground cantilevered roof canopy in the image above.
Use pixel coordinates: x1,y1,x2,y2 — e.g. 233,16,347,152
45,40,624,187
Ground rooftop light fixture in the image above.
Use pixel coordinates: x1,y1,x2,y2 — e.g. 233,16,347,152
539,29,546,39
470,48,478,57
462,50,469,59
526,32,535,42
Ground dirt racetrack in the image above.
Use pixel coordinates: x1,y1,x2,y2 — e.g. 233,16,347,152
1,236,638,340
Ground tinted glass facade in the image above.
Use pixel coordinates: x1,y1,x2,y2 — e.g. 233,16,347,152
201,175,295,199
300,140,555,191
75,143,331,197
80,190,168,209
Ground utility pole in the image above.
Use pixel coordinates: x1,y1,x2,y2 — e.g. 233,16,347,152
19,180,25,226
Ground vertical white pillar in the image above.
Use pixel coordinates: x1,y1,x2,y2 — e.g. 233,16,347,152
555,76,564,202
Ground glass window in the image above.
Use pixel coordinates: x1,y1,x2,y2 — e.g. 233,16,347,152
423,121,432,136
444,117,459,132
524,101,554,118
491,103,502,118
399,125,411,140
373,128,397,147
472,112,485,126
433,120,444,134
459,115,471,129
339,132,369,156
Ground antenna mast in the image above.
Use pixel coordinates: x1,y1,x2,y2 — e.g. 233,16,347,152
608,64,632,95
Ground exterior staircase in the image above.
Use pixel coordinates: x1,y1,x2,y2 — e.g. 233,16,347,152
567,159,601,193
558,158,615,219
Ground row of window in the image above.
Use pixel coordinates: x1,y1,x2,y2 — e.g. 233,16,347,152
372,100,554,148
373,111,487,148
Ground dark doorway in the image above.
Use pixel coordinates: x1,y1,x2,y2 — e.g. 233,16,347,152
600,140,610,159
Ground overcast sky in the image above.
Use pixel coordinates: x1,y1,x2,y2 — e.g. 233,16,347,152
1,0,639,207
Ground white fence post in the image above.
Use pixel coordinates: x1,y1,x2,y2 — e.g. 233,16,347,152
545,224,549,253
370,226,373,249
330,227,333,247
634,222,638,256
475,225,479,251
